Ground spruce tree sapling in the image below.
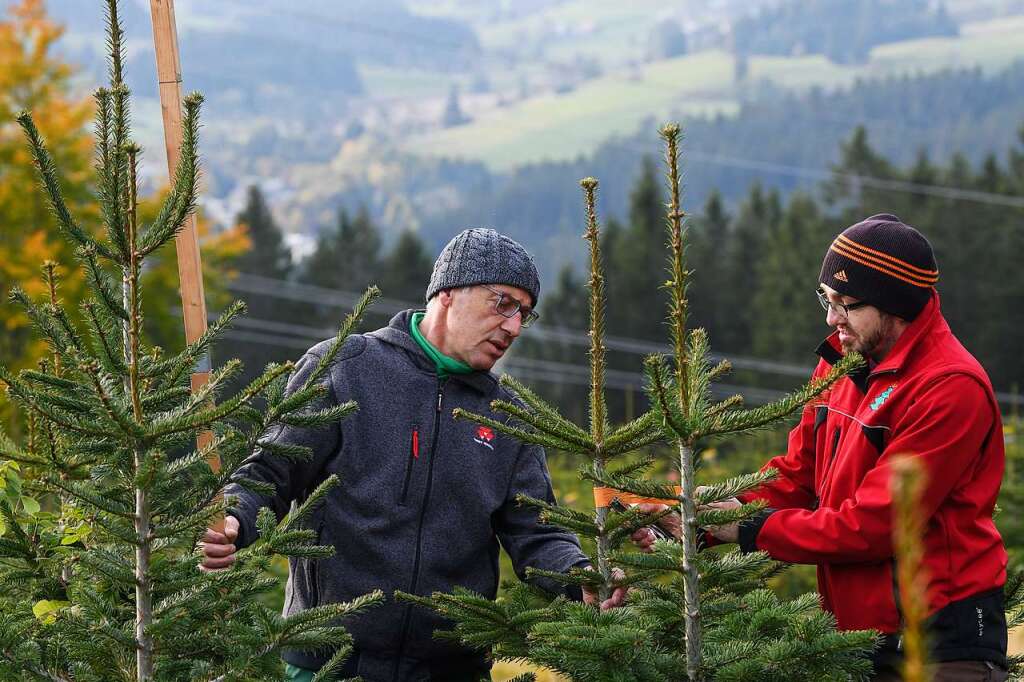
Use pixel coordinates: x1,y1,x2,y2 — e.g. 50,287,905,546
401,124,875,682
399,176,674,679
0,2,382,679
610,123,870,682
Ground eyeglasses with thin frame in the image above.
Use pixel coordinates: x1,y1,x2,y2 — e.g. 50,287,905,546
480,284,539,328
816,288,870,317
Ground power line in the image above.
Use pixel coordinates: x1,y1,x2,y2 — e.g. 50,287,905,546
687,150,1024,210
613,141,1024,210
229,274,413,317
219,322,1024,408
500,356,787,404
217,327,787,405
227,273,816,377
213,306,793,404
219,275,1024,408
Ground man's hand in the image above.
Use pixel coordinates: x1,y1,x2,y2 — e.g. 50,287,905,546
629,503,682,552
581,567,628,610
199,515,239,572
629,493,746,548
705,497,742,544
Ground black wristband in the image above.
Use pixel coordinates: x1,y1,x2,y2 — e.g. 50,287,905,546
737,508,776,553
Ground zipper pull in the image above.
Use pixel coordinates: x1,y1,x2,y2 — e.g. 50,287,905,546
412,428,419,459
436,390,443,412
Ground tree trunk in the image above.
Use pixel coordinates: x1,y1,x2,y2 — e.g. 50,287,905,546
135,476,153,680
678,441,702,682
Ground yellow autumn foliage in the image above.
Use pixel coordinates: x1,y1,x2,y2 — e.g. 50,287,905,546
491,661,569,681
139,197,251,355
0,0,250,431
0,0,94,408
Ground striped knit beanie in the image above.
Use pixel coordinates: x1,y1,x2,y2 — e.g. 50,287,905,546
819,214,938,321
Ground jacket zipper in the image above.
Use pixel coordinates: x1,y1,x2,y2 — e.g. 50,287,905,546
398,427,420,506
816,367,897,506
866,367,899,388
307,519,323,607
392,380,445,681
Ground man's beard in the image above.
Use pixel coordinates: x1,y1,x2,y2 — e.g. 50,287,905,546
841,315,894,360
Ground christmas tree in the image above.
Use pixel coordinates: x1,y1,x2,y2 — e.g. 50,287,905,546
0,2,381,679
402,125,877,681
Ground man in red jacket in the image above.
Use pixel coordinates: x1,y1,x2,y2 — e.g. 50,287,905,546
636,214,1009,681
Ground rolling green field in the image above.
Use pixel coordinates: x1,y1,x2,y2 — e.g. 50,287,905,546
401,15,1024,171
356,64,463,100
410,50,737,169
477,0,671,67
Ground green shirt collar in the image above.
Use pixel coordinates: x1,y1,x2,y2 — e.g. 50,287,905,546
410,312,473,377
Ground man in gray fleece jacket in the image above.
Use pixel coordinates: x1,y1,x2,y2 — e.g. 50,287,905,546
201,229,618,681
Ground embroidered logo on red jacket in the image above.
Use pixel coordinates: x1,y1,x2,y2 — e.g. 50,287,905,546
870,384,898,411
474,425,495,450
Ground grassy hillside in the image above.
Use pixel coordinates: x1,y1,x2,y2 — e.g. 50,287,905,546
405,15,1024,170
407,50,737,169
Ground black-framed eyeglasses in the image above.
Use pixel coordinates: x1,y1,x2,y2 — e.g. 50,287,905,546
816,288,870,317
480,284,539,328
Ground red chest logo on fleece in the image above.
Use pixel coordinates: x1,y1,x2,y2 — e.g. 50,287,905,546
474,425,495,450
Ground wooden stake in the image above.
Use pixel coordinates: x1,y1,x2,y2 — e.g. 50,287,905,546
149,0,223,529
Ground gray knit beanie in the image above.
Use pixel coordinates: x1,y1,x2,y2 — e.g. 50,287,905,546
425,228,540,305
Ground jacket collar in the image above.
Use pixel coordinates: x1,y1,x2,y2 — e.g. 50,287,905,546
369,310,498,395
815,290,944,391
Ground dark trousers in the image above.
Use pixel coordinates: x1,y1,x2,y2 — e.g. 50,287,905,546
871,660,1009,682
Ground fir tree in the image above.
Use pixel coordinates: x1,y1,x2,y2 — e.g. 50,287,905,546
0,2,382,679
442,85,469,128
302,206,381,293
300,206,383,332
376,229,433,304
235,185,292,280
686,191,730,343
603,157,667,343
1000,404,1024,566
401,125,874,681
999,432,1024,675
750,193,831,363
998,400,1024,682
231,185,294,388
0,0,95,430
890,457,929,682
717,184,780,356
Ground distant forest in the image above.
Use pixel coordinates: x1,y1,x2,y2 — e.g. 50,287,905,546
517,125,1024,421
733,0,958,64
154,16,1024,418
411,60,1024,280
228,124,1024,424
52,0,479,114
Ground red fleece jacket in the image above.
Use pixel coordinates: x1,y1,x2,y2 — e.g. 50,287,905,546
741,292,1006,637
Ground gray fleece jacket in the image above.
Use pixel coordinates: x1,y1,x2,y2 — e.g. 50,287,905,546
224,310,587,680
